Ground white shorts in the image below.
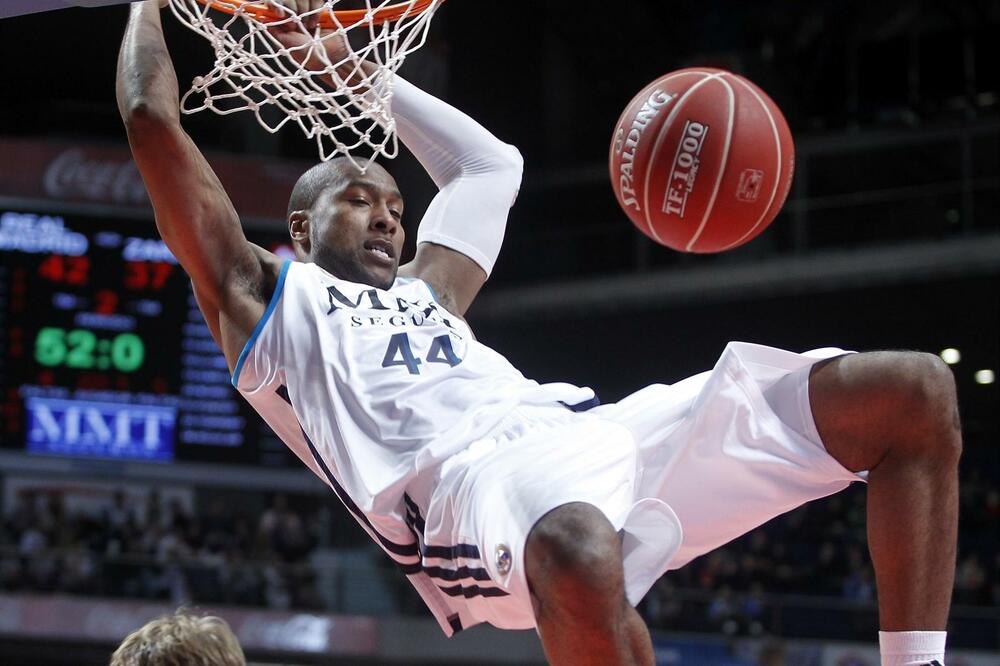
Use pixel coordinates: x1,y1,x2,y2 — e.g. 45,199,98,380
422,342,866,631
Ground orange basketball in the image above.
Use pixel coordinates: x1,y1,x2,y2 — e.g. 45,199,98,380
609,68,795,253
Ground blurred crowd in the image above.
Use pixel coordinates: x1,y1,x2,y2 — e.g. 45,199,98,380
0,489,322,610
1,472,996,630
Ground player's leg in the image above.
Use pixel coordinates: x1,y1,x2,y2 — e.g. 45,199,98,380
808,352,960,654
524,502,654,666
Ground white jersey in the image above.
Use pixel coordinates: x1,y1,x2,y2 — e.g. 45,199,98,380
232,259,596,632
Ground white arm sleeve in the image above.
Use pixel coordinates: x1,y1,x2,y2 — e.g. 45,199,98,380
389,75,523,277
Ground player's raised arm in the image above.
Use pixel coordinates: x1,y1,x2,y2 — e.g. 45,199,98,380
390,75,523,316
116,0,277,367
269,2,522,316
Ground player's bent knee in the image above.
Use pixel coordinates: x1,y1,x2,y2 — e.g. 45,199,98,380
888,352,960,448
857,351,961,458
525,502,624,606
889,351,955,403
812,351,963,470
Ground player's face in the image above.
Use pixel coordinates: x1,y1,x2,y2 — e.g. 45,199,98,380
309,166,405,290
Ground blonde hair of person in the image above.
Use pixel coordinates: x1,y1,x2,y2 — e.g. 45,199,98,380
110,609,246,666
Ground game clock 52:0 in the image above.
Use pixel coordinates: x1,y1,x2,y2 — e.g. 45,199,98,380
34,327,145,372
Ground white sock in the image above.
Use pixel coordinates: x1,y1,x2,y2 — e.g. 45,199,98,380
879,631,947,666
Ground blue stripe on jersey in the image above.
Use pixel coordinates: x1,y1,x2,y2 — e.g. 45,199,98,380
424,543,483,560
232,259,292,388
403,493,426,532
438,584,511,599
405,506,426,534
561,395,601,412
420,279,441,304
422,565,493,582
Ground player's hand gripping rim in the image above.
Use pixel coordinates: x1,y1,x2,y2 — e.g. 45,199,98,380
263,0,354,73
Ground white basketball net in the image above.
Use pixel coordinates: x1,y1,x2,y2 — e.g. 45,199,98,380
165,0,443,169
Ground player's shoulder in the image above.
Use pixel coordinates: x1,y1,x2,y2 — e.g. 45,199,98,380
391,274,427,291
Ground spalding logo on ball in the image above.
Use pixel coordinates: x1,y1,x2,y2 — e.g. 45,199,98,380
610,67,794,253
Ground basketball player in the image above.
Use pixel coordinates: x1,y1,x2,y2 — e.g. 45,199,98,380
116,2,960,664
110,609,245,666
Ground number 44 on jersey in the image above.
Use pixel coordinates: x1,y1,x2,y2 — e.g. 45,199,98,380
382,333,462,375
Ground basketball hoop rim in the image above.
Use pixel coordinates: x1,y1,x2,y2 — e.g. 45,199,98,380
196,0,442,28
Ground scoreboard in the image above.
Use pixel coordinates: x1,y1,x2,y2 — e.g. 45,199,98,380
0,206,298,467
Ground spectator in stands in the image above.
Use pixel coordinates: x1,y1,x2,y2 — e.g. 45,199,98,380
258,493,314,562
954,552,987,605
59,545,96,594
110,609,245,666
991,553,1000,607
842,547,876,602
104,489,133,534
707,585,738,634
642,578,683,627
166,497,193,536
144,489,163,530
740,582,767,635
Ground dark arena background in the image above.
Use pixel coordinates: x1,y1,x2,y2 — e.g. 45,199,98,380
0,1,997,664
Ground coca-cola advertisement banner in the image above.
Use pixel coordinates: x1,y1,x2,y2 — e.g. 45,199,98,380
0,137,309,221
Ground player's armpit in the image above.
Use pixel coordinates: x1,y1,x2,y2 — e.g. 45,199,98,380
399,242,486,317
192,245,284,371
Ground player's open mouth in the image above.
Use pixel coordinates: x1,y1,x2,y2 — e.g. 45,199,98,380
364,239,395,266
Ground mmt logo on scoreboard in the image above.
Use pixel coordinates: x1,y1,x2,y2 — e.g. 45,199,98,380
25,397,175,462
